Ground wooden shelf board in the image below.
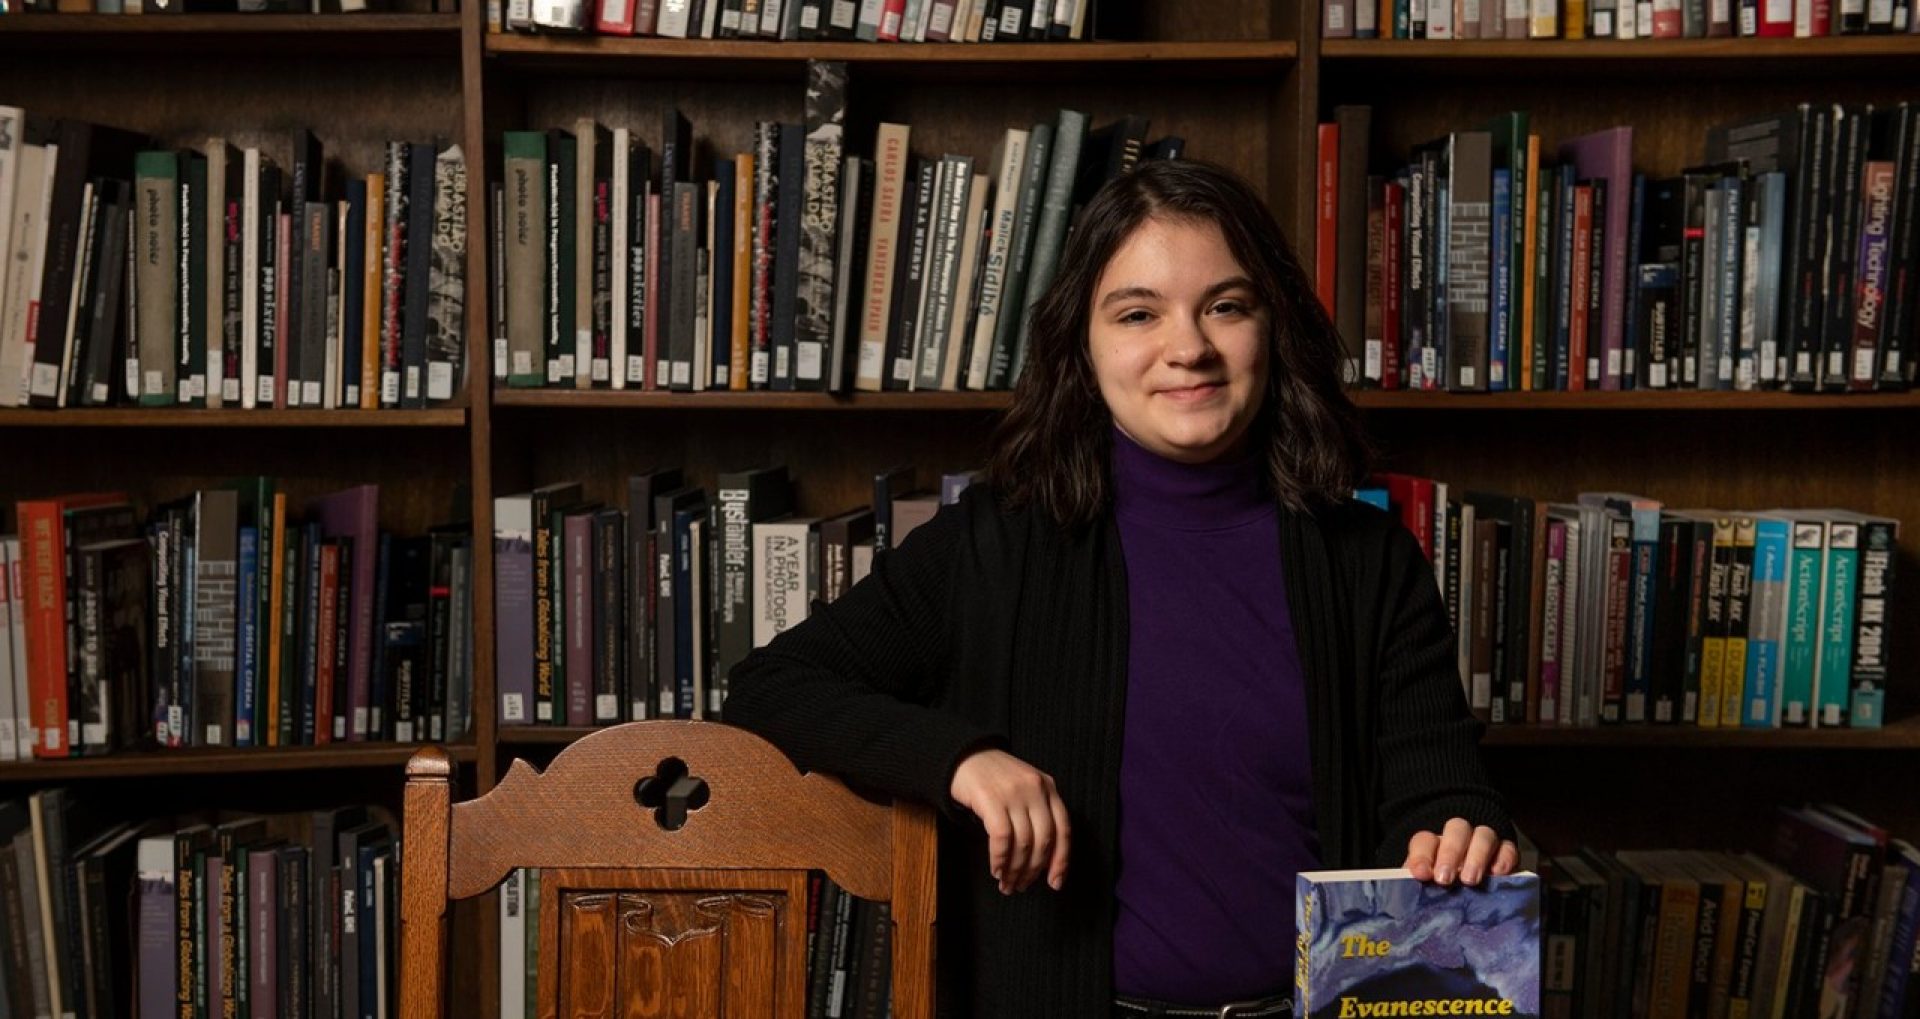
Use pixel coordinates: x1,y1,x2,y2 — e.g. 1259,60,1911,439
1350,389,1920,411
0,407,468,427
496,726,604,745
485,36,1295,76
0,12,461,33
1483,717,1920,749
1321,36,1920,61
492,388,1014,411
0,741,477,782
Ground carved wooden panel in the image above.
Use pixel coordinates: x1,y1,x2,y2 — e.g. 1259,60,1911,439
538,869,810,1019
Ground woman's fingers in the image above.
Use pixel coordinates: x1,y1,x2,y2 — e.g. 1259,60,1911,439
1403,830,1440,881
981,807,1013,890
1002,800,1034,894
1431,817,1474,885
1047,781,1072,891
1491,839,1520,877
1022,800,1054,891
1461,825,1501,885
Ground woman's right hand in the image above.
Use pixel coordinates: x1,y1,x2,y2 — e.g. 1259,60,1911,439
948,748,1071,895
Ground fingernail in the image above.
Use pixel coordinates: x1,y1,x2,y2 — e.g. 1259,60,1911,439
1049,874,1062,891
1436,865,1453,883
1463,866,1481,884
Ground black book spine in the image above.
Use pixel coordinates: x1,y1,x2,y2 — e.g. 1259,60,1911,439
1880,104,1920,387
1785,107,1830,390
281,846,307,1019
286,139,314,406
1680,172,1713,389
58,187,103,411
769,122,806,390
222,167,244,407
659,110,689,385
1820,107,1869,391
1586,178,1608,390
27,123,97,408
401,143,437,408
594,510,623,724
653,507,677,721
886,159,935,392
668,181,699,391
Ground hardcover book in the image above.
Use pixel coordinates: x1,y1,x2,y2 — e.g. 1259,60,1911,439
1295,869,1542,1019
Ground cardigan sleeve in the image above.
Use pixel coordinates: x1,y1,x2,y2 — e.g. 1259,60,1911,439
1368,522,1518,866
722,498,1006,815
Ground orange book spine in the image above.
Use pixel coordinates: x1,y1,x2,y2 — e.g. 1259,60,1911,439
1568,184,1593,392
1316,123,1340,318
17,502,71,758
731,153,753,391
362,174,385,409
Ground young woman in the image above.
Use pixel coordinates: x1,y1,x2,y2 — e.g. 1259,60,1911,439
724,159,1518,1019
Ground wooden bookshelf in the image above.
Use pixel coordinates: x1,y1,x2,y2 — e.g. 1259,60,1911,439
1350,390,1920,411
492,389,1013,411
1482,716,1920,749
485,36,1296,77
0,742,479,783
1320,35,1920,61
0,407,468,427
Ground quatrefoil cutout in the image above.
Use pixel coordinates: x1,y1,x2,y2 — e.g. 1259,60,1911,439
633,757,711,832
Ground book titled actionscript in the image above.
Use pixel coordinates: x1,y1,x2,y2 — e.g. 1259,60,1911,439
1294,868,1541,1019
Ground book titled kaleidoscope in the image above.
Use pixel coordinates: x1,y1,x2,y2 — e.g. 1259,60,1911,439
1294,868,1541,1019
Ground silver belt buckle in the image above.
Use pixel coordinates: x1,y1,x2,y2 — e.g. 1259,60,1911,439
1218,999,1279,1018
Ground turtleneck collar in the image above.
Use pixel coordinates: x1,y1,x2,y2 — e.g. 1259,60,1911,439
1110,426,1274,533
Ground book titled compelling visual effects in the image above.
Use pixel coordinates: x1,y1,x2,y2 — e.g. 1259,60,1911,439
1295,868,1542,1019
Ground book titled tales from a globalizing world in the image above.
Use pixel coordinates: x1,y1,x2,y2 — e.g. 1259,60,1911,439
1295,868,1541,1019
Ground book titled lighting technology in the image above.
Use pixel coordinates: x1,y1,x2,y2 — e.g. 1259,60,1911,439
1295,868,1541,1019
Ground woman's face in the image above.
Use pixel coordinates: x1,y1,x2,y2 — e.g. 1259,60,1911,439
1086,215,1270,465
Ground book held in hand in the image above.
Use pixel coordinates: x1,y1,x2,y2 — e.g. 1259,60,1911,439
1295,867,1541,1019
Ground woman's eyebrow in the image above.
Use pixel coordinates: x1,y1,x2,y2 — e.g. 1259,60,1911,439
1098,277,1255,309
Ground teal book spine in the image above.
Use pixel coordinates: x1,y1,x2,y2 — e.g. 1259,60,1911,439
1741,517,1790,728
1779,519,1825,727
1816,519,1860,728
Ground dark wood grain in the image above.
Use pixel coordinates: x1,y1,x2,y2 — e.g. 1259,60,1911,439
492,388,1013,411
486,36,1295,77
0,408,465,428
0,741,475,782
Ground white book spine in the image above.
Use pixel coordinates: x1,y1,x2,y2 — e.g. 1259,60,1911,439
611,129,630,390
241,149,260,410
752,520,819,649
965,130,1027,390
4,143,55,408
4,540,28,758
0,106,22,339
499,869,527,1019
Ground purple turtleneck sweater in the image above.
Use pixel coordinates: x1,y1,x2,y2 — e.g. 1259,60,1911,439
1110,429,1320,1003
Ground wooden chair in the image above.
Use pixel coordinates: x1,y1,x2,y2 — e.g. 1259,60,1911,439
399,721,937,1019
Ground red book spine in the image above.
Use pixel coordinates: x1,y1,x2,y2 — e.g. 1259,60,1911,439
1382,180,1405,390
315,544,340,746
1757,0,1793,34
877,0,907,39
1316,123,1340,319
18,502,70,758
1568,184,1594,392
643,190,662,390
595,0,637,33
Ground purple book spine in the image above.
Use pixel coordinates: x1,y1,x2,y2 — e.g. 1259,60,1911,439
1542,519,1567,725
309,484,379,741
1559,126,1636,391
494,506,535,728
565,513,594,726
250,847,277,1019
136,845,177,1019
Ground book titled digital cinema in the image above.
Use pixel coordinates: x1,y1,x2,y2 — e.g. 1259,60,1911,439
1295,868,1541,1019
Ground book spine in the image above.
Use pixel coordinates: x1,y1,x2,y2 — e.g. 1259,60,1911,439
1847,519,1895,727
750,122,778,389
1719,517,1757,727
1742,521,1790,728
794,61,846,390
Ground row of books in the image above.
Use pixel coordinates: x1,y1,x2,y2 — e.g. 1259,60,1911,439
497,868,891,1019
1356,477,1899,729
0,0,410,12
0,794,393,1019
488,63,1177,394
491,0,1096,41
0,110,470,411
1325,0,1920,38
1539,804,1920,1019
493,464,975,726
1316,103,1920,393
0,483,474,761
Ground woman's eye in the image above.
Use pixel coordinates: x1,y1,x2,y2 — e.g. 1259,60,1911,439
1118,309,1153,325
1211,300,1246,316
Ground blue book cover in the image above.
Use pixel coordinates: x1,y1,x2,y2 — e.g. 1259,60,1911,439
1743,516,1791,728
1295,869,1541,1019
1354,487,1390,512
236,526,259,747
1491,168,1512,392
1489,169,1505,393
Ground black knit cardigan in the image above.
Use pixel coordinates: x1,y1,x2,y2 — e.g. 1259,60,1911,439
723,484,1515,1018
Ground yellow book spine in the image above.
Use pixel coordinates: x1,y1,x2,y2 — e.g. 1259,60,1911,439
1565,0,1588,36
1699,517,1735,728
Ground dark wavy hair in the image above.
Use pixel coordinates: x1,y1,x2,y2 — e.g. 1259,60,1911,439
986,158,1372,529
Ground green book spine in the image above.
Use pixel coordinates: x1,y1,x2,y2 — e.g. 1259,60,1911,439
1816,518,1859,728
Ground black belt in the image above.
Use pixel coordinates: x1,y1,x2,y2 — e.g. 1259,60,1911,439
1113,991,1292,1018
